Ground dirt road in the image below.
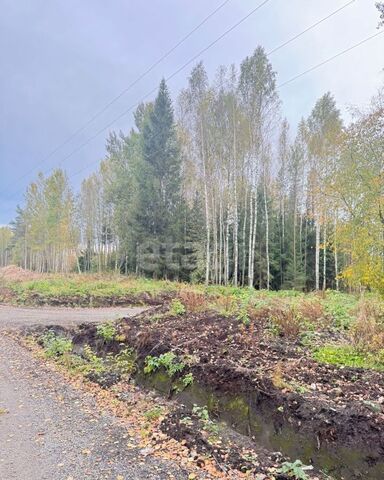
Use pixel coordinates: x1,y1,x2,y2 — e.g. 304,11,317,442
0,306,190,480
0,304,146,330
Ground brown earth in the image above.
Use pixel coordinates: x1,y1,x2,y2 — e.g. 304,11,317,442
72,305,383,479
0,265,41,282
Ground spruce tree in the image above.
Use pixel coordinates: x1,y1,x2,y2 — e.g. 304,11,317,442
134,79,182,278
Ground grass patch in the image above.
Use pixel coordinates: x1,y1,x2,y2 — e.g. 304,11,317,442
322,291,357,329
313,345,384,371
6,275,180,305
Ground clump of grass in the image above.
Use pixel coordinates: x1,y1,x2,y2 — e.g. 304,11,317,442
267,297,327,338
7,275,181,305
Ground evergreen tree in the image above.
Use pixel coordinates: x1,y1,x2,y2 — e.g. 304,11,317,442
134,79,183,278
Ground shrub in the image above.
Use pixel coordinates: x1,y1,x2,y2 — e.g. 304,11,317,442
169,299,186,316
114,347,137,376
42,331,72,358
179,290,207,312
82,345,106,373
269,302,303,338
96,322,116,342
212,294,239,317
298,298,326,326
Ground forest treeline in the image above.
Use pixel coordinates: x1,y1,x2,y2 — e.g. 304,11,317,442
1,46,383,292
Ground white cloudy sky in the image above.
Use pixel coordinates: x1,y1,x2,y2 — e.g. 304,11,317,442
0,0,383,224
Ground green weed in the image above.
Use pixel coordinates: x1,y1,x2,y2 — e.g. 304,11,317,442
143,406,164,421
144,352,185,377
41,331,73,358
192,404,219,437
114,347,136,375
313,345,384,371
96,322,117,342
169,299,186,316
277,459,313,479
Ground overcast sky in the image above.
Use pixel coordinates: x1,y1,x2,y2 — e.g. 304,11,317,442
1,0,383,225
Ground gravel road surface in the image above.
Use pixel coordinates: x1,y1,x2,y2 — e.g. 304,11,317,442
0,305,145,330
0,306,189,480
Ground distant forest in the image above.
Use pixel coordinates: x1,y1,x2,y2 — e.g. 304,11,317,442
1,47,383,293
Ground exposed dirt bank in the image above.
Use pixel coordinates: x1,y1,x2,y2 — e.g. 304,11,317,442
68,306,384,479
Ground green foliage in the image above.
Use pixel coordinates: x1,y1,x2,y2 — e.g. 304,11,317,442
181,372,194,388
143,406,164,421
144,352,185,377
96,322,116,342
174,372,194,393
192,404,209,421
132,79,184,279
192,404,219,436
323,291,355,329
236,306,250,326
277,460,313,479
42,331,72,358
7,276,179,306
10,170,77,272
313,345,384,371
114,347,137,375
169,299,186,316
82,345,106,373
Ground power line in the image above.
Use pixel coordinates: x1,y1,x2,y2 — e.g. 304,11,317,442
1,0,232,192
267,0,356,55
6,0,377,202
69,27,384,181
3,0,356,196
20,0,274,183
67,1,364,180
278,29,384,89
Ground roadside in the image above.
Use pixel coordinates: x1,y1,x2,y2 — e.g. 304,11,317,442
0,334,190,480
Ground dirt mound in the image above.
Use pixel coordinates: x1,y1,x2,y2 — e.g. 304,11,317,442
0,265,41,281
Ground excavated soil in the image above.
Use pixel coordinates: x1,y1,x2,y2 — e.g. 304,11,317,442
22,300,384,479
62,304,384,479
